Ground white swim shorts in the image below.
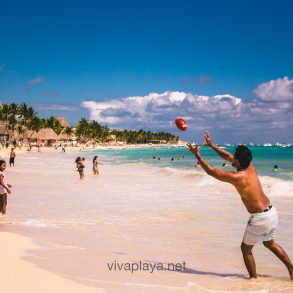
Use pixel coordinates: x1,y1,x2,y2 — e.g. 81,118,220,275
243,205,278,245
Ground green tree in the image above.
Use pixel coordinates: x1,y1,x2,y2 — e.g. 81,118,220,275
26,116,45,143
63,127,74,140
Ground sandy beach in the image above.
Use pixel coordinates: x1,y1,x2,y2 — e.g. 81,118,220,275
0,232,104,293
0,147,293,293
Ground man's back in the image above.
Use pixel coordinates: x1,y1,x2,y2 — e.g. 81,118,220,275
232,164,270,213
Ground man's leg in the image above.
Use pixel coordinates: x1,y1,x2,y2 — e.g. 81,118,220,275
241,242,257,278
263,240,293,280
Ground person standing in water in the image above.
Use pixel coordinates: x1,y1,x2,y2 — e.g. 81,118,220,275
9,148,16,167
93,156,103,175
75,157,85,180
0,160,12,215
187,131,293,280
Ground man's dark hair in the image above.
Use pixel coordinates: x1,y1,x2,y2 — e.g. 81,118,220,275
234,145,252,168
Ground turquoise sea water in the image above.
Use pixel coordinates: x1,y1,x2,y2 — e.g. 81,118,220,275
91,146,293,181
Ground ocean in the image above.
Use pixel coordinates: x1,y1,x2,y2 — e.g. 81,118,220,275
90,145,293,197
3,146,293,292
90,146,293,180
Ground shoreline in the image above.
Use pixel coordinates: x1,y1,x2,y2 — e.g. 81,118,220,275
0,232,103,293
1,148,292,292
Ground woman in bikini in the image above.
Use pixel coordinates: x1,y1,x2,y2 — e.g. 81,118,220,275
93,156,103,175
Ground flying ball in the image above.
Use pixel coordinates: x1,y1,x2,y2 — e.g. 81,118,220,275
175,117,188,131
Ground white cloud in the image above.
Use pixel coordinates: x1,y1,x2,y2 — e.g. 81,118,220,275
81,77,293,139
254,76,293,102
82,92,243,130
28,76,45,85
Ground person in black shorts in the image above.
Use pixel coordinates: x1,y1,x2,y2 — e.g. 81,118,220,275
9,148,16,167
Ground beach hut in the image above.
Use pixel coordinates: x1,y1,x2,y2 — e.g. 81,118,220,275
105,134,117,145
26,128,60,145
56,117,69,128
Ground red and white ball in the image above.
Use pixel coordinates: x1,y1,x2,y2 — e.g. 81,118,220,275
175,117,188,131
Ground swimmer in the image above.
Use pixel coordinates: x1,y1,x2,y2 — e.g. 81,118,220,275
195,161,201,168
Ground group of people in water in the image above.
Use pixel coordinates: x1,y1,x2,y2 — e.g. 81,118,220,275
153,155,185,161
75,155,103,180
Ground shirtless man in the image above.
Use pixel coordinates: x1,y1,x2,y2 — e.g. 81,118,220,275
187,131,293,280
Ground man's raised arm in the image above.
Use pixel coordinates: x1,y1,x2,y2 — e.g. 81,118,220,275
187,143,237,184
204,131,233,163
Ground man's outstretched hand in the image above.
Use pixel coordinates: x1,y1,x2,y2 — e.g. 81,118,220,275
204,130,213,147
187,143,200,158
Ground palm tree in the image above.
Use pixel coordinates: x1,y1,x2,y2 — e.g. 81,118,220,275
0,104,11,139
7,103,19,140
44,116,64,135
18,103,29,119
20,105,38,142
63,127,74,140
26,116,44,143
1,102,179,146
75,118,90,143
15,124,25,141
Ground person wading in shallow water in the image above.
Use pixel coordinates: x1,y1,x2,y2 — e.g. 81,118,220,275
75,157,85,180
93,156,103,175
187,131,293,280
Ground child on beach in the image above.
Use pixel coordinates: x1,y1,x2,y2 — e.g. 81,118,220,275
93,156,103,175
75,157,85,180
9,148,16,167
0,160,12,215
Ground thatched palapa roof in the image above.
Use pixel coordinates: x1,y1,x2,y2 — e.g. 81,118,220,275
56,117,69,128
27,128,60,140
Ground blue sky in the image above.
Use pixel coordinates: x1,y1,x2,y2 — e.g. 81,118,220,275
0,0,292,143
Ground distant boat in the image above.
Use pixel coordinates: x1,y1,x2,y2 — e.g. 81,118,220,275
275,142,291,147
263,143,272,147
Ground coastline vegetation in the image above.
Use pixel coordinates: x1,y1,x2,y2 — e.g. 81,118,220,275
0,103,179,144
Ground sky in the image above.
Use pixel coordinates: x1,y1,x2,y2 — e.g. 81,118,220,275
0,0,292,143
